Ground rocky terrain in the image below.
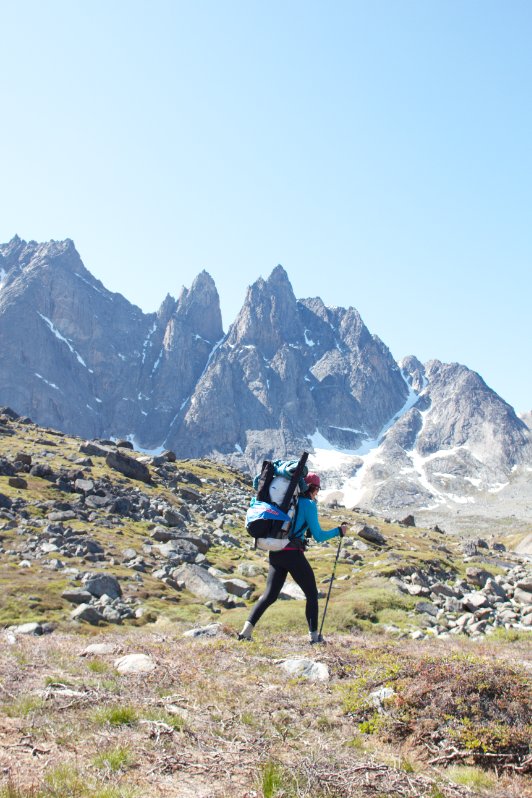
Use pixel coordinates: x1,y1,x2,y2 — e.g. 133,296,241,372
1,235,531,534
2,410,532,796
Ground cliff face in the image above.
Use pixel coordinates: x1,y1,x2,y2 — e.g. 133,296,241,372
1,236,531,519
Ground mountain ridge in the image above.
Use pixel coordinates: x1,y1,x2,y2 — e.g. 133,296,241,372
0,235,530,528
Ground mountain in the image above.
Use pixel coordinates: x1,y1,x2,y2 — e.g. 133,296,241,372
1,235,531,529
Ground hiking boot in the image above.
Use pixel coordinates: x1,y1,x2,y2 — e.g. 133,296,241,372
309,634,327,645
237,634,253,642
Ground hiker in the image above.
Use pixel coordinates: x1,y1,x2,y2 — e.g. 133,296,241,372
239,472,347,644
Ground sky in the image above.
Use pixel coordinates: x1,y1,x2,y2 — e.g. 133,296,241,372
1,1,531,411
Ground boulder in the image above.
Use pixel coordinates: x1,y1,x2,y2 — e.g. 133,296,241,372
163,508,186,527
0,458,16,477
109,497,131,516
101,606,122,624
70,604,104,624
178,486,203,503
155,540,200,562
431,581,460,598
75,478,94,495
415,601,439,617
400,515,416,527
47,511,76,522
444,596,463,613
223,578,251,597
462,592,490,611
82,572,122,600
116,440,134,449
0,493,13,510
14,622,42,635
105,450,151,483
280,582,306,600
61,589,93,605
483,578,507,601
171,564,229,603
237,562,265,577
9,476,27,489
279,659,329,681
354,524,386,545
162,449,176,462
515,578,532,593
466,567,493,588
114,653,156,674
79,441,110,457
182,623,222,638
513,588,532,606
461,541,477,556
492,542,506,552
30,463,55,480
79,643,116,656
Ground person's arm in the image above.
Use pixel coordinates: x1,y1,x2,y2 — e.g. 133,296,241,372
304,500,344,542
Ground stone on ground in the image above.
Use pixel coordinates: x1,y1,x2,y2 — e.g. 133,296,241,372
172,563,229,603
279,659,329,681
114,653,156,674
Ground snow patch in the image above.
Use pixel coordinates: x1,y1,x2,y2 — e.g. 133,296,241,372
74,272,105,296
235,443,243,453
0,268,6,289
35,373,63,393
95,398,102,403
304,329,315,346
124,434,166,456
141,322,157,364
151,348,163,375
37,313,87,367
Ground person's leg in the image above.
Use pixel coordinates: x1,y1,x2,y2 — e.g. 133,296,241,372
285,551,319,635
240,553,288,636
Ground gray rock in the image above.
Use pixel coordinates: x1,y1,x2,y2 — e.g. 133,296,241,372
462,592,490,611
461,541,478,556
466,567,493,588
47,511,76,522
513,588,532,606
82,572,122,600
492,542,506,552
415,601,439,617
483,578,507,600
14,622,42,635
156,540,199,562
279,659,329,681
222,578,251,597
163,508,186,527
101,606,122,624
171,564,229,603
70,604,104,623
79,441,110,457
430,581,459,598
9,476,27,489
61,589,94,604
354,524,386,545
515,578,532,593
400,515,415,527
114,653,156,673
182,623,222,638
106,450,151,483
445,596,463,613
237,562,266,577
75,478,94,494
15,452,32,466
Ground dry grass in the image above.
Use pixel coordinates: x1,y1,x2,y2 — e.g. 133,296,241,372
1,627,532,798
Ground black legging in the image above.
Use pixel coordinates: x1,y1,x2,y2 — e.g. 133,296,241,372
247,549,319,632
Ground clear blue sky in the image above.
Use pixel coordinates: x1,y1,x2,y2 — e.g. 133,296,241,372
1,1,530,411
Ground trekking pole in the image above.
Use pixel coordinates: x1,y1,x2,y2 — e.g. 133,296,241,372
318,528,345,638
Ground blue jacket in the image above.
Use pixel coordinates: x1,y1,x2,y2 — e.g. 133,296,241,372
291,498,341,543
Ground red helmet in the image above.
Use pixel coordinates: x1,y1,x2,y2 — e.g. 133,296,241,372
304,473,321,489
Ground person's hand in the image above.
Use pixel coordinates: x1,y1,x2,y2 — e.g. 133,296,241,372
339,523,348,537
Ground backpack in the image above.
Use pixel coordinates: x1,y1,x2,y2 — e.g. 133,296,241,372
246,452,309,551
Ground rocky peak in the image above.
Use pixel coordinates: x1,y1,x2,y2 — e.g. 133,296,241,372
157,293,177,325
226,265,303,358
175,270,223,344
